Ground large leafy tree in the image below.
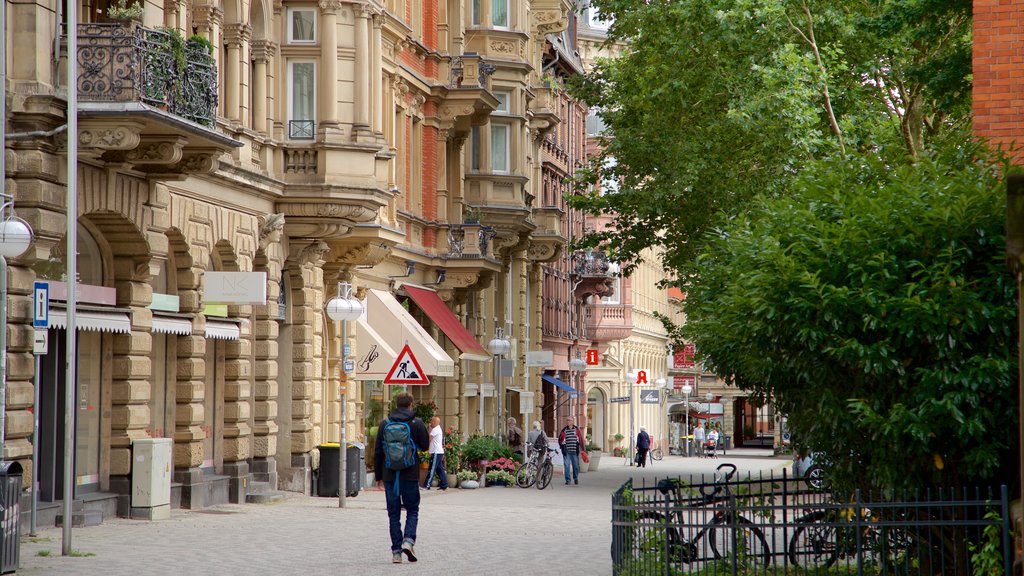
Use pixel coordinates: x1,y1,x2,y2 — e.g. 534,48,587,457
568,0,971,272
681,139,1018,490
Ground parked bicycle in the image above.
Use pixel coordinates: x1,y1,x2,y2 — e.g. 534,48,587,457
516,445,557,490
650,444,664,461
788,505,912,568
632,463,772,566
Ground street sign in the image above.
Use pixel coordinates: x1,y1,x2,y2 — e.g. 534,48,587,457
640,389,660,404
343,360,355,374
32,281,48,329
32,330,48,355
383,343,430,385
609,395,630,404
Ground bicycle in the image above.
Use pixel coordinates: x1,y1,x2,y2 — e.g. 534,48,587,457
650,444,664,461
516,445,556,490
632,463,772,566
788,505,912,568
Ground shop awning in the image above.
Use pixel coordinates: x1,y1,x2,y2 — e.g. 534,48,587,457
205,319,240,340
463,383,495,397
403,285,491,361
542,374,578,398
48,308,132,334
151,315,193,335
352,316,399,381
507,387,535,413
366,289,455,377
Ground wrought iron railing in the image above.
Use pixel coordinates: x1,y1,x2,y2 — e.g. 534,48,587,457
572,250,610,276
289,120,315,140
447,224,497,258
612,471,1012,576
77,22,218,127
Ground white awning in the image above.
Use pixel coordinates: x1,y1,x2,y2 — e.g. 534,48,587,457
365,289,455,377
151,316,193,335
205,319,240,340
508,387,535,414
352,316,399,381
463,383,495,397
48,308,131,334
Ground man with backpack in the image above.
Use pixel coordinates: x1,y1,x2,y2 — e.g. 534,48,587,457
374,392,430,564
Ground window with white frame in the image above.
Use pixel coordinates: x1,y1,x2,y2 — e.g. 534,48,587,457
490,123,509,173
288,61,316,139
288,8,317,43
492,0,508,27
494,90,511,114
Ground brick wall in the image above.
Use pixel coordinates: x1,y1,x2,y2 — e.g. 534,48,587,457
973,0,1024,156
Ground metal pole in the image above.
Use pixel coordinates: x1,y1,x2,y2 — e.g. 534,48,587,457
493,354,499,440
0,0,8,461
30,353,41,535
0,257,6,460
338,312,347,509
685,391,690,457
629,380,635,466
478,376,485,434
64,0,79,552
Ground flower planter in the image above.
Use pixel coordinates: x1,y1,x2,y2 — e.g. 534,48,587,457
460,480,479,489
589,451,603,471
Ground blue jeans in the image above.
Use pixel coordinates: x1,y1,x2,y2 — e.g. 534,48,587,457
384,478,420,552
424,453,449,489
563,452,580,483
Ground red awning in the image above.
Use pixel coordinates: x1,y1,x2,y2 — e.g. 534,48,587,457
403,285,491,361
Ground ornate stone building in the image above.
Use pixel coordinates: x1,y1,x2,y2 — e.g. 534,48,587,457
2,0,573,524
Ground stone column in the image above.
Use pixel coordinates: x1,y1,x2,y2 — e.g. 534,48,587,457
221,302,253,503
318,0,342,134
371,12,384,135
352,4,373,137
251,41,276,134
108,272,156,506
174,261,210,508
251,216,284,488
285,241,329,494
436,128,450,223
223,23,249,123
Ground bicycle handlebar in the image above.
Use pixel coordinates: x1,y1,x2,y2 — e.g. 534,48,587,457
716,463,737,481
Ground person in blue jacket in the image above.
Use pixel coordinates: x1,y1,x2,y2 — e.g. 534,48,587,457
636,427,651,467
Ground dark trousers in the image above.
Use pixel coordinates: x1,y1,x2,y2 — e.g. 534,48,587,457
384,478,420,552
424,453,449,489
637,449,649,467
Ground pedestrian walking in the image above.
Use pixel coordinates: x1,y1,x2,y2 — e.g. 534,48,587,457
527,421,549,466
558,417,586,485
693,422,706,458
507,416,525,456
422,416,449,491
374,392,429,564
635,427,651,467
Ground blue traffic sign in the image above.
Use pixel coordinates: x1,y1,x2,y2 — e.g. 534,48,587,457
32,282,49,328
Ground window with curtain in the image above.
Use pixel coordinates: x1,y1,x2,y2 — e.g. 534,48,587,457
289,9,316,43
491,123,509,173
492,0,508,27
288,61,316,139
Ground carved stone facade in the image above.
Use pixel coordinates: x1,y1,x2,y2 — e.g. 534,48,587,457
4,0,573,525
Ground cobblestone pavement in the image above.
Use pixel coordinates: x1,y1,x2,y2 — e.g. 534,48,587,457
15,452,787,576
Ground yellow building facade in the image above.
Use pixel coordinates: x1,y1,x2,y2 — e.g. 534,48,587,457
3,0,574,522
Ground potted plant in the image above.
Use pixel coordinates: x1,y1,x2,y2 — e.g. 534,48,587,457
105,0,143,22
456,470,479,489
484,469,515,487
413,400,437,423
462,435,501,468
585,441,603,471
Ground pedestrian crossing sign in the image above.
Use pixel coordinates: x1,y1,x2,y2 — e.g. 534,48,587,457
383,344,430,385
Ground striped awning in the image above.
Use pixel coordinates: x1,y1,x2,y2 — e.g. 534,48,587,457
48,308,131,334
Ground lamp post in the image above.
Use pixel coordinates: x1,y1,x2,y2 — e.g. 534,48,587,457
487,327,511,440
325,281,364,509
626,369,638,465
568,353,587,427
682,383,693,457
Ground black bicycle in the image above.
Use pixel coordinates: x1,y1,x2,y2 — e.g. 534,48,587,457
632,463,772,566
516,445,556,490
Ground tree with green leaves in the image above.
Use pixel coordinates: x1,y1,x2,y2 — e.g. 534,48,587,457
681,138,1018,491
568,0,971,273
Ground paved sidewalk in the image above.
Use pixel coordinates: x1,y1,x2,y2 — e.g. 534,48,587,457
15,453,788,576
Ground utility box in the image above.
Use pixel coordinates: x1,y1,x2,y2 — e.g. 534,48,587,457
131,438,172,520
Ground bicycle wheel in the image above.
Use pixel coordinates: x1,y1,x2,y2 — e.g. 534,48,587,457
516,462,537,488
708,515,772,566
633,511,688,561
788,511,838,567
651,448,663,461
537,461,553,490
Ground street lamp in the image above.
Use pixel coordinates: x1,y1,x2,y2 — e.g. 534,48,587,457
626,369,638,465
487,327,511,440
568,352,587,426
0,198,33,455
325,281,364,509
682,383,693,456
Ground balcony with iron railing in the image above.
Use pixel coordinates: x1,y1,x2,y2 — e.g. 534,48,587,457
570,249,616,299
73,21,240,172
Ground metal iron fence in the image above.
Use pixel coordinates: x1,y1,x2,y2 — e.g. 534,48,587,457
77,22,218,127
611,466,1011,576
